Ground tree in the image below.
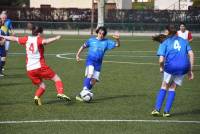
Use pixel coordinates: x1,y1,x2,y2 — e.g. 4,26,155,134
193,0,200,7
0,0,29,6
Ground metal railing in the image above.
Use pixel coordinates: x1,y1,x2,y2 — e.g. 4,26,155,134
12,21,200,35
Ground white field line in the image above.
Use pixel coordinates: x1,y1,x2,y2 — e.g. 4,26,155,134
8,52,200,67
60,38,200,43
0,119,200,124
56,53,200,67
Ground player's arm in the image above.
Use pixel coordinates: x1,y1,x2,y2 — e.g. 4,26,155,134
159,56,164,73
42,35,61,45
112,31,120,47
188,50,194,80
157,42,166,73
0,35,18,42
76,44,86,62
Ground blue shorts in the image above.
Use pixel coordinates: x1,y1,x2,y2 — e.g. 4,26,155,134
0,46,6,57
86,59,102,72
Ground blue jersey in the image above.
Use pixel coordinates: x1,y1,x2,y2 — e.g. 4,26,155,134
4,19,13,35
5,19,13,30
84,37,116,71
85,37,116,63
0,29,6,56
157,35,192,75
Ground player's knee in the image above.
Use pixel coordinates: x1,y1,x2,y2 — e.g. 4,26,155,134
169,82,177,90
51,74,61,81
161,81,168,90
39,82,46,89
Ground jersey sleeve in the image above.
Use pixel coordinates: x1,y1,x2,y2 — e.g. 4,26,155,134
18,36,28,45
186,41,192,52
106,39,116,50
37,36,44,45
157,42,166,56
84,38,91,48
188,32,192,40
5,19,13,30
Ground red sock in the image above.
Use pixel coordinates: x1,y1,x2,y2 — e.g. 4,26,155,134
35,87,45,97
55,81,64,94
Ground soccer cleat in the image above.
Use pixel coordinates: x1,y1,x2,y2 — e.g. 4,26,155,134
57,94,71,101
75,94,84,102
34,96,42,106
0,72,4,77
163,112,171,117
151,109,160,116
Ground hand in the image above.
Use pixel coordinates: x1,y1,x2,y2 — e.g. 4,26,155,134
112,31,120,40
188,71,194,80
76,55,81,62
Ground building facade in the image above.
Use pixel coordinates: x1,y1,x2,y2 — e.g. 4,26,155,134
30,0,132,9
154,0,193,10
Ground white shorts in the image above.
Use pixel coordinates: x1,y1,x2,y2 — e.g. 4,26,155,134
85,65,100,81
5,41,10,51
163,72,185,86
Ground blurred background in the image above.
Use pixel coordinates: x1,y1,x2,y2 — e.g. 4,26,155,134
0,0,200,35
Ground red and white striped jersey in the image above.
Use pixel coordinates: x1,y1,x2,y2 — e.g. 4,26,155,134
18,36,46,71
177,30,192,41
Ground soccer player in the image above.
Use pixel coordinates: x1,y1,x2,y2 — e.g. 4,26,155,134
177,22,193,42
0,21,6,76
0,19,8,75
151,24,194,117
0,11,14,70
75,26,120,102
0,25,71,105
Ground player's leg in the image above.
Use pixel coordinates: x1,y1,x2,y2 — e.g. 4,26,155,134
152,72,170,116
163,82,176,117
2,41,9,70
76,65,95,101
83,62,101,91
51,74,71,101
163,75,184,117
34,82,46,106
1,57,6,71
27,69,44,105
83,65,95,90
40,65,70,100
0,56,3,76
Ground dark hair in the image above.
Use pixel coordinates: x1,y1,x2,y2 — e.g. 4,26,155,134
152,24,177,43
96,26,107,36
32,26,43,36
165,24,177,36
152,34,167,43
180,22,186,26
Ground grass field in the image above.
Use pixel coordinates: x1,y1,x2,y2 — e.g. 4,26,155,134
0,35,200,134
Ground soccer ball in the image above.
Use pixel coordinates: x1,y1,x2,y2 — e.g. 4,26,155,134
82,93,93,102
80,90,94,102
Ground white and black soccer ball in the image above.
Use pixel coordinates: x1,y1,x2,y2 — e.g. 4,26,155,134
80,90,94,102
82,93,93,102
